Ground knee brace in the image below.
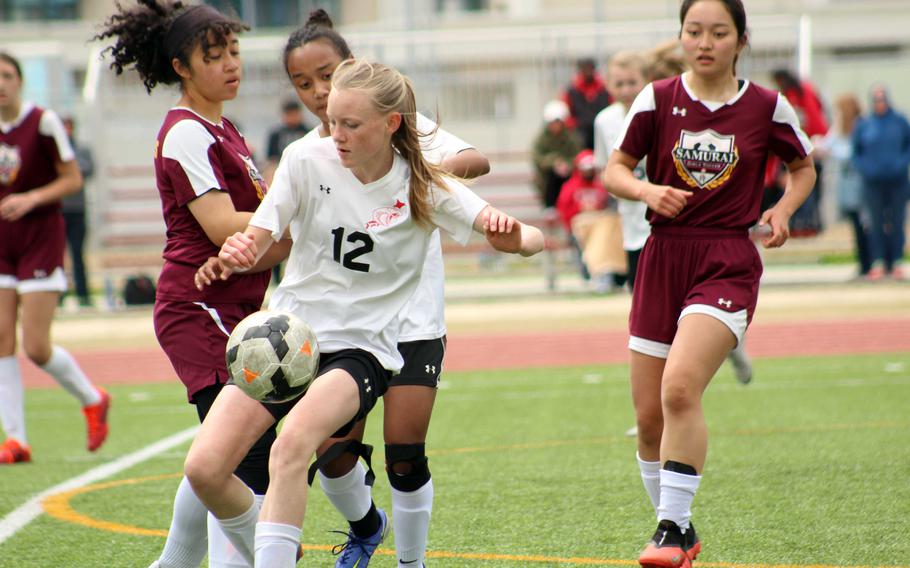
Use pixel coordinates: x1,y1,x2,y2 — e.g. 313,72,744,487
308,439,375,487
385,443,431,492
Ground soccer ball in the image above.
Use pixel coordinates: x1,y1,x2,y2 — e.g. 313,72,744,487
225,310,320,403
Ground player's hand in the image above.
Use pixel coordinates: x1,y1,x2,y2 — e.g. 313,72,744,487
758,207,790,248
219,232,258,272
482,207,522,253
0,192,38,221
195,256,233,290
641,183,692,219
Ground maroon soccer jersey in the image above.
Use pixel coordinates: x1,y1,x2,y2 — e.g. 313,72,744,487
0,102,73,217
154,108,269,303
617,76,812,230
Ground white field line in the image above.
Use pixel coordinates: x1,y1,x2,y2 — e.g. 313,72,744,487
0,425,199,545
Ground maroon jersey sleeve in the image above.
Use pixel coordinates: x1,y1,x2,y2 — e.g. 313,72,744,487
616,83,658,161
159,119,228,207
768,93,813,164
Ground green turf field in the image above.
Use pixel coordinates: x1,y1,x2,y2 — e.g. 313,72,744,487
1,353,908,567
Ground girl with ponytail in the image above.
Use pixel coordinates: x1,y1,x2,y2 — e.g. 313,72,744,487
248,10,494,567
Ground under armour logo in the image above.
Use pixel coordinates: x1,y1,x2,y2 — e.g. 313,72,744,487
672,106,687,117
319,184,331,194
425,364,437,374
717,298,732,308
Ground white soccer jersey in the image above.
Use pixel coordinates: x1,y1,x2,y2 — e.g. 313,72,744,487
252,136,483,372
297,114,482,342
593,101,650,251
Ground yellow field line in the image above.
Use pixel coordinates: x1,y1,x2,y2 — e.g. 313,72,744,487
40,474,906,568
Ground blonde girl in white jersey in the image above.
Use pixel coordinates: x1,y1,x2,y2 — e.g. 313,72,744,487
186,58,543,568
278,11,489,568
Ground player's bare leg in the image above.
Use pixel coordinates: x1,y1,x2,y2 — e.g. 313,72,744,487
384,385,436,568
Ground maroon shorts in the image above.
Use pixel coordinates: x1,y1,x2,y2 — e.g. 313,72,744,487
0,211,65,282
154,300,260,402
629,226,762,352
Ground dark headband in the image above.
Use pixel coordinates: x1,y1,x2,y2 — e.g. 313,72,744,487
164,4,230,62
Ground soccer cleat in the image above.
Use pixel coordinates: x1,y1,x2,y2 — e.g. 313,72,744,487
0,438,31,464
331,508,389,568
639,520,698,568
83,387,111,452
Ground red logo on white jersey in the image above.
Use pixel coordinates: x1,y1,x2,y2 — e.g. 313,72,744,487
365,199,407,229
0,143,21,186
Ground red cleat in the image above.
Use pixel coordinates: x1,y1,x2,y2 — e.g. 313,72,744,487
0,438,32,464
639,520,698,568
83,388,110,452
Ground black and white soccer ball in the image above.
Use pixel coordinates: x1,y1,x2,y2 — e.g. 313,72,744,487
225,310,320,403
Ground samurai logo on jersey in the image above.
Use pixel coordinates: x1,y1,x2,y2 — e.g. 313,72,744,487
240,154,266,200
0,143,21,186
365,199,407,230
672,129,739,190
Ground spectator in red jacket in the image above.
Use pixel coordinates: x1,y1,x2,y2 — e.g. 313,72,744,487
562,58,611,150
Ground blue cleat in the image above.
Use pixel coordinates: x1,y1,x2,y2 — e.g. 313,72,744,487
332,508,389,568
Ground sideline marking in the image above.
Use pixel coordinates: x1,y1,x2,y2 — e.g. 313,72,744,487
0,425,198,545
41,468,908,568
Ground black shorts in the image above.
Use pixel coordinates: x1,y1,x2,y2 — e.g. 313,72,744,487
393,337,447,388
258,348,391,439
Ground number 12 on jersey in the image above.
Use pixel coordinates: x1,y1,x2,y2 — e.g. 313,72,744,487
331,227,374,272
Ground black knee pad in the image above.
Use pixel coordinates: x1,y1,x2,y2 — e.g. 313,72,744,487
385,443,431,492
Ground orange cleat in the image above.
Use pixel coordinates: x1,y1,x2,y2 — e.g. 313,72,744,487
0,438,32,464
639,520,698,568
83,388,111,452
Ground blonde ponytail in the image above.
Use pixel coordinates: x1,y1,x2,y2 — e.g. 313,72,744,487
332,58,451,229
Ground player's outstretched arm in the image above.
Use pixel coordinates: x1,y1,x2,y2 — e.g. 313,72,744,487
440,148,491,179
758,154,816,248
219,225,275,274
474,205,544,257
604,149,692,218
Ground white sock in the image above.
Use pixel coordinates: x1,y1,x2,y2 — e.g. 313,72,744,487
318,461,373,521
254,522,300,568
657,468,701,531
216,493,259,566
40,346,101,406
391,479,433,567
156,476,208,568
208,493,263,568
636,452,661,515
0,356,26,443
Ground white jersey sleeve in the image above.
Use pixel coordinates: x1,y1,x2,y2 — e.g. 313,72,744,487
416,112,474,164
38,109,75,163
428,177,488,246
250,137,308,241
161,119,220,197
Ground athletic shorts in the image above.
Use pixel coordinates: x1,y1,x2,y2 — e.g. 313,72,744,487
629,226,762,359
0,212,67,293
258,348,391,439
393,336,447,388
154,300,261,402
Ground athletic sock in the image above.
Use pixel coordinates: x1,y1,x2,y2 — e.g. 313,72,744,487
636,452,661,515
0,356,26,443
208,493,265,567
216,493,259,566
156,476,208,568
318,461,375,534
349,503,381,538
254,522,300,568
391,479,433,567
40,346,101,406
657,467,702,531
